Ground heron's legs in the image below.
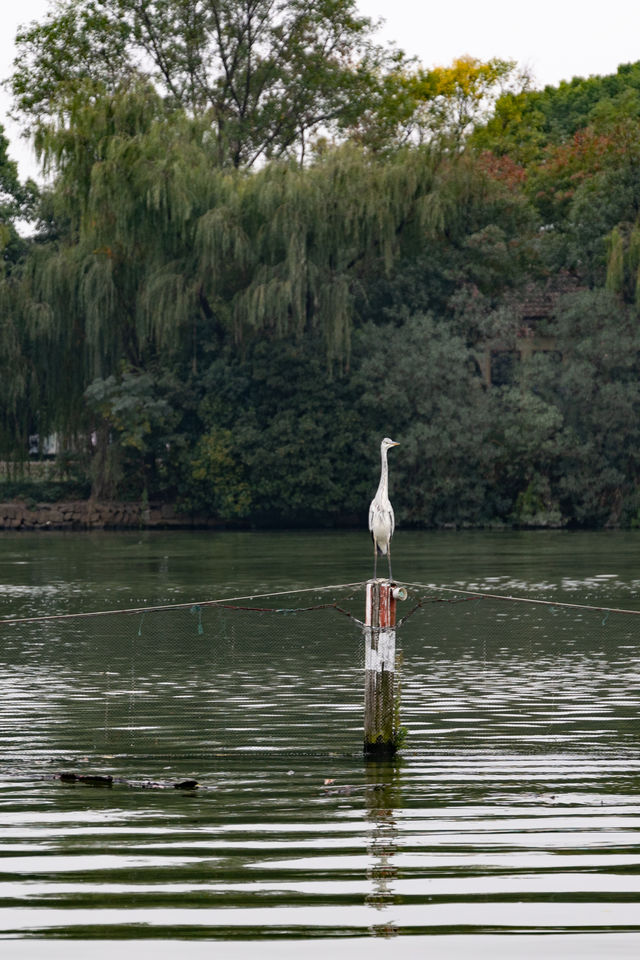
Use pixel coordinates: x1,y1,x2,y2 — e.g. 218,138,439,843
373,540,378,579
387,542,393,582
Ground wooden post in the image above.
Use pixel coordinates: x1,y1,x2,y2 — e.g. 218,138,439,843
364,579,402,758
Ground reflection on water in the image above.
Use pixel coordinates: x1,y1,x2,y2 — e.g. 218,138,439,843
1,530,640,944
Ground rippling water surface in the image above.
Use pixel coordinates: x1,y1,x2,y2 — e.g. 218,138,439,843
1,530,640,956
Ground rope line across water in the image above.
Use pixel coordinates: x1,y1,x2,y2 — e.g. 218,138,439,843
398,581,640,618
3,577,639,627
0,581,368,627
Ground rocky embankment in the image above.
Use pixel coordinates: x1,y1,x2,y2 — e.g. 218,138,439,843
0,501,215,530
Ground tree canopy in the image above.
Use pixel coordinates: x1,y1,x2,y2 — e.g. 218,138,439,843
5,5,640,529
12,0,397,167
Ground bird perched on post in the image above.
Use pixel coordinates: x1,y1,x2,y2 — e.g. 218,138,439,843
368,437,399,581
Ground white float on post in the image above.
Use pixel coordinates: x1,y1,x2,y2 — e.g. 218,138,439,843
363,579,407,758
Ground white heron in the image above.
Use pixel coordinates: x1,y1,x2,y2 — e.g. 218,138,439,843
368,437,399,581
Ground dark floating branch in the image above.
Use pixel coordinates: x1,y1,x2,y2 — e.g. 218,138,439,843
57,772,200,790
59,773,113,786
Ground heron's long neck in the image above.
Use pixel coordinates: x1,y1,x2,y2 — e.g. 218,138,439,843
376,448,389,499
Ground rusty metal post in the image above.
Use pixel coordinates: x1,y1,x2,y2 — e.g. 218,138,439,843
364,579,406,758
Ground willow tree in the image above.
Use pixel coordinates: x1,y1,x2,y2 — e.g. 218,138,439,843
0,241,66,463
12,83,215,488
32,75,444,369
107,131,533,362
13,69,539,500
0,278,31,460
0,122,41,461
79,136,445,366
605,222,640,307
26,94,537,392
192,143,450,361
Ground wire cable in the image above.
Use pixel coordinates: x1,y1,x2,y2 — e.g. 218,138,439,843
0,581,368,627
398,580,640,617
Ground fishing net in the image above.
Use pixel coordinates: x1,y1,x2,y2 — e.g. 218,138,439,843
398,589,640,758
0,587,366,764
1,582,639,766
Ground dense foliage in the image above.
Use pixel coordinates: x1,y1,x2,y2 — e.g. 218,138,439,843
3,1,640,528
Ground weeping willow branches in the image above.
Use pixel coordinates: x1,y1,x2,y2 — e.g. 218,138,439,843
8,83,533,450
195,145,443,359
34,110,448,376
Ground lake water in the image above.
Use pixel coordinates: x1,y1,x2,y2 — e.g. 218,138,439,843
1,529,640,957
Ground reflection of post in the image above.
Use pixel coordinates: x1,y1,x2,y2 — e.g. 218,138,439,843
364,579,406,757
365,761,400,938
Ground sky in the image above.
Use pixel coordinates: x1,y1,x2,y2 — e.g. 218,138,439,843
1,0,640,182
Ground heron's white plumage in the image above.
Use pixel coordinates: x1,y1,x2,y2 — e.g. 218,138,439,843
368,437,399,577
369,499,394,554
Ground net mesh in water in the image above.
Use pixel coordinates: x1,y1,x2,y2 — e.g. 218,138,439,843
1,581,639,763
397,588,640,758
0,586,366,762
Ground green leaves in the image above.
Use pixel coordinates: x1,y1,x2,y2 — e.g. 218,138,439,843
346,56,529,153
11,0,395,169
7,22,640,529
11,1,131,126
183,428,251,518
354,314,497,526
84,370,180,499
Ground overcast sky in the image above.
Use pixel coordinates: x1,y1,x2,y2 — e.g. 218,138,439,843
2,0,640,182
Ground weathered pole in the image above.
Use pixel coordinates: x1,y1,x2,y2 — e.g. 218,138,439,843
364,579,407,758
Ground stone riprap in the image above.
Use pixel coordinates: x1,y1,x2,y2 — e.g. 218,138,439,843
0,501,215,530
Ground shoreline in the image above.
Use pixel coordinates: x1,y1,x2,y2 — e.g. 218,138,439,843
0,500,218,531
0,500,630,533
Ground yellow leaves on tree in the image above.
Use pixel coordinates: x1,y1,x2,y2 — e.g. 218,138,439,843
414,56,529,144
349,55,529,152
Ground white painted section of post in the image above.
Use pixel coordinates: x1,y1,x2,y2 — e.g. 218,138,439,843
365,627,396,672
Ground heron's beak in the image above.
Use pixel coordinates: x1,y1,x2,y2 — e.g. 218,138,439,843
391,441,400,446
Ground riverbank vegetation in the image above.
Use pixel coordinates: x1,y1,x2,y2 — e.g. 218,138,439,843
3,1,640,529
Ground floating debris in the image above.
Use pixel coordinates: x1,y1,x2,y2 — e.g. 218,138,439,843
59,773,113,786
57,772,201,791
